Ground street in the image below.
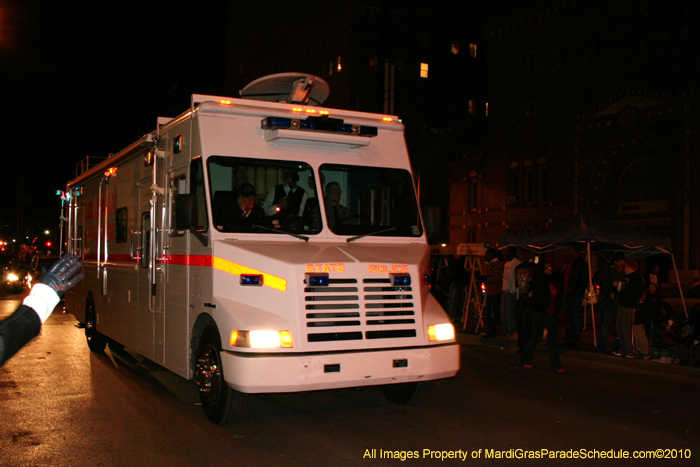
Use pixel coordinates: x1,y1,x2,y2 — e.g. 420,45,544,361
1,292,699,467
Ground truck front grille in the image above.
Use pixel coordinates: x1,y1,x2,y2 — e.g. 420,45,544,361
304,278,417,343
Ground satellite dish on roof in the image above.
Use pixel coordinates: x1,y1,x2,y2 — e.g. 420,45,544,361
240,73,330,106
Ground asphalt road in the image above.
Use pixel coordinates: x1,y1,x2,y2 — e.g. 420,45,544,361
1,292,699,467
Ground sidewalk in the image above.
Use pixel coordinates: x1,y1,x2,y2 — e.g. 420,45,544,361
455,328,700,382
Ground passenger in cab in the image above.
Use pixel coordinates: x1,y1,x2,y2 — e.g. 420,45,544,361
325,182,353,230
263,170,308,222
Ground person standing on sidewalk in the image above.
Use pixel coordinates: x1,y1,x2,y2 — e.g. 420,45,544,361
521,262,564,372
612,258,644,359
500,247,521,340
560,246,588,349
594,255,624,353
480,248,503,338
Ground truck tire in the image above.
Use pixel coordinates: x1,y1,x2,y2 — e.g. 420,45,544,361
381,380,435,405
85,299,107,353
195,326,248,425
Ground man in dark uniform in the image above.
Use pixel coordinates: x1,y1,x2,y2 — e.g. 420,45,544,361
0,254,83,367
225,183,268,231
263,170,308,223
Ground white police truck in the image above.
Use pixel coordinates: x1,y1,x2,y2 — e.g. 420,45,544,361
62,73,460,424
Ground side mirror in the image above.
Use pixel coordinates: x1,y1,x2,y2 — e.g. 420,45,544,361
175,194,197,230
175,193,209,247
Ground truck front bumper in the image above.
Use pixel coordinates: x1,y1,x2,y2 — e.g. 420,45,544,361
220,343,460,393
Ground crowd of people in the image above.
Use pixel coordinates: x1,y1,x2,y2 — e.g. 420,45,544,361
470,245,675,372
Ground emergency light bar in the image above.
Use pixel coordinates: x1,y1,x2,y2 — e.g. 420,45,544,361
261,116,378,137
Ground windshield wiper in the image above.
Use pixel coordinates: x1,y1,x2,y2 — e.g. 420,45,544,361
346,227,396,243
251,224,309,242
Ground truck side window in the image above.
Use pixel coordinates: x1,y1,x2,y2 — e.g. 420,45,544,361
170,176,187,234
116,207,128,243
190,157,208,231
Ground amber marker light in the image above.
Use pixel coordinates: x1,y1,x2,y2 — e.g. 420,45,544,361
382,117,393,122
219,99,233,105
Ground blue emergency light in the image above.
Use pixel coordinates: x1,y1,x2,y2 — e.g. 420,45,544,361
240,274,263,286
390,274,411,287
261,117,292,129
306,273,330,287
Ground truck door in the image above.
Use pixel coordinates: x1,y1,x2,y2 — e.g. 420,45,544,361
136,179,155,359
162,166,190,375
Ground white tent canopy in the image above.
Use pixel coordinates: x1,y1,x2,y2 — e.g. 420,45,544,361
497,211,686,318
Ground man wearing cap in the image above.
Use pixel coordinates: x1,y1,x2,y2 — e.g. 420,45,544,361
226,183,267,231
613,257,644,358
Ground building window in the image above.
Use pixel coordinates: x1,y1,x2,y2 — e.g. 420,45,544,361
508,162,521,205
329,61,333,76
468,100,475,114
523,159,534,204
420,63,429,78
537,157,548,202
337,56,342,72
468,171,478,210
469,43,477,58
485,102,489,117
451,41,460,54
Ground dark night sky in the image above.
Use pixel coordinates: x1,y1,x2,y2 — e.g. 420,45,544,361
0,0,523,244
1,1,226,241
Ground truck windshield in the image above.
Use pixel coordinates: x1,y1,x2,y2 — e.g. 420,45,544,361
320,164,423,238
208,156,322,235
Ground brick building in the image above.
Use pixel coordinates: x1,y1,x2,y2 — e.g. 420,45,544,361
449,0,700,272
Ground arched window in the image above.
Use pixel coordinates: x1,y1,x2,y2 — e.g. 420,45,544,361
616,157,671,202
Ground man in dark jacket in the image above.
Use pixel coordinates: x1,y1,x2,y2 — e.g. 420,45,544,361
520,262,564,372
560,246,589,349
0,254,83,367
480,248,503,338
613,258,644,358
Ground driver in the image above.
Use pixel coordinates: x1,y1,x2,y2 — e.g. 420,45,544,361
325,182,353,230
224,183,268,231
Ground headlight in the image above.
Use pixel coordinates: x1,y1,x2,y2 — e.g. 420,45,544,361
7,273,19,282
428,323,455,342
231,330,294,348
